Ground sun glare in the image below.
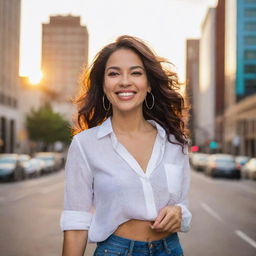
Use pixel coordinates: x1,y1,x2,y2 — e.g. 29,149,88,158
29,71,43,85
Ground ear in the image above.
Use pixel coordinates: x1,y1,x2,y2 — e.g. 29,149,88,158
147,84,151,93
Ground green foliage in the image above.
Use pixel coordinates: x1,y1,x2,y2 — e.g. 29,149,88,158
26,103,71,145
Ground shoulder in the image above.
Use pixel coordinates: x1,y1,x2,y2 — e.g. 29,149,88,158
73,125,99,142
166,133,189,155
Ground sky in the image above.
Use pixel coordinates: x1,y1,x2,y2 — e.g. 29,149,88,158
20,0,218,82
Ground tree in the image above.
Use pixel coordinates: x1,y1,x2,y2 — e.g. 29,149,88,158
26,103,71,151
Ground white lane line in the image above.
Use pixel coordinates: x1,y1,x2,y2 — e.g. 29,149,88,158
200,202,224,222
236,184,256,195
39,183,63,194
192,171,216,184
9,191,37,202
235,230,256,249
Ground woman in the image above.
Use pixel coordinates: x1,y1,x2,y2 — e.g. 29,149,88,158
60,35,192,256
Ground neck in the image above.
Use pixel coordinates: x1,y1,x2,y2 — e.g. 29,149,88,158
111,108,150,135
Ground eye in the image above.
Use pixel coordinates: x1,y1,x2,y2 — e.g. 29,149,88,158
132,71,142,76
108,72,119,77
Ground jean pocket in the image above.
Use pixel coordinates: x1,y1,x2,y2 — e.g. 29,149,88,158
94,244,126,256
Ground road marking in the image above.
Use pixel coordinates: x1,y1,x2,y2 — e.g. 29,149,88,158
192,171,216,184
200,202,224,222
235,230,256,249
39,183,63,194
9,191,36,202
236,184,256,195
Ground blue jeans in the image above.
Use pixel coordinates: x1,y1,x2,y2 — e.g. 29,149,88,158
93,233,184,256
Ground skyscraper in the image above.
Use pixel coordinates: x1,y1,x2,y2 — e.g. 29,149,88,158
41,15,89,119
185,39,200,145
0,0,21,153
223,0,256,156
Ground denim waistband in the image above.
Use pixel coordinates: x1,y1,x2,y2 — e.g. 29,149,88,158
97,232,179,249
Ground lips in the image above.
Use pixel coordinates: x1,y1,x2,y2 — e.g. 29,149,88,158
115,90,136,101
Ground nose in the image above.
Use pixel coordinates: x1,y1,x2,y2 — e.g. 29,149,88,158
120,74,131,87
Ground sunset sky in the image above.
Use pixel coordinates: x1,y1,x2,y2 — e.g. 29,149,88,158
20,0,217,82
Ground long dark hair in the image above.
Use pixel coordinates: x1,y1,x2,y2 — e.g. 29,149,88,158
73,35,190,151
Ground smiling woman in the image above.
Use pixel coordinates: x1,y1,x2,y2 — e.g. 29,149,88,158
60,35,191,256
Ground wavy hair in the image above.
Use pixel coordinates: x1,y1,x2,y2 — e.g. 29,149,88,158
73,35,190,152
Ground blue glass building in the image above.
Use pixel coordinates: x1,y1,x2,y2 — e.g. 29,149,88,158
237,0,256,99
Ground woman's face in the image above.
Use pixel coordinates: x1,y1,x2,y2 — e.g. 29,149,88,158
103,48,151,114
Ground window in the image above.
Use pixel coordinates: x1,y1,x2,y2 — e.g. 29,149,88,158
244,50,256,60
245,79,256,94
245,8,256,17
245,22,256,31
245,0,256,3
245,64,256,73
245,36,256,45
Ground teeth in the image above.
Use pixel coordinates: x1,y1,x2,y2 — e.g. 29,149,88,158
117,92,135,97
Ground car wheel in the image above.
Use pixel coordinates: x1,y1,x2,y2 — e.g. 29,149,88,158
13,169,23,181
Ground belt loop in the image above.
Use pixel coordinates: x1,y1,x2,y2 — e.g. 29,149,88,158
163,238,171,254
127,240,134,256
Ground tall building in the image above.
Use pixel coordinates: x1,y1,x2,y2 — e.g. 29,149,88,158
215,0,226,148
223,0,256,156
41,15,89,120
198,8,216,148
0,0,21,153
185,39,200,145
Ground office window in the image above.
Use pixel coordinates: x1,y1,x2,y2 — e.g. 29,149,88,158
245,64,256,73
245,22,256,31
245,36,256,45
244,50,256,59
245,79,256,94
245,8,256,17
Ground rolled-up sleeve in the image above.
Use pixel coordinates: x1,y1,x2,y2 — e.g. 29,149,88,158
60,135,94,231
175,145,192,232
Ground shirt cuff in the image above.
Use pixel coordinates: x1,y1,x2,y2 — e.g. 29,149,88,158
60,210,93,231
174,203,192,232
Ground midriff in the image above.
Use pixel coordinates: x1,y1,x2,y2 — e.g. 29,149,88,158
113,219,173,242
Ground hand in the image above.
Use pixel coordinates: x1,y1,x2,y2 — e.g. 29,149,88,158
150,205,182,233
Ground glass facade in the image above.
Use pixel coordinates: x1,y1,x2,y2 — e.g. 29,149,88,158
237,0,256,98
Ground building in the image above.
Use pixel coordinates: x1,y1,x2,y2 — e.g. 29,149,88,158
41,15,89,120
185,39,200,145
197,8,216,149
0,0,21,153
223,0,256,156
215,0,226,149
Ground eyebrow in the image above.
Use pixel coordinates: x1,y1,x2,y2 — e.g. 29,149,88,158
106,66,145,72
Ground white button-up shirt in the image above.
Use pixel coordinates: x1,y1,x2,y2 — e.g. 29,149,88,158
60,116,192,243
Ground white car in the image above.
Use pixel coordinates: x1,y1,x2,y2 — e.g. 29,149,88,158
241,158,256,180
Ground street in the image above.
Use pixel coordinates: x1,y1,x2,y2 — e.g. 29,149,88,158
0,168,255,256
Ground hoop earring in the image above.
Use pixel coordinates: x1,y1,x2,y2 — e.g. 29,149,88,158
145,91,155,110
102,94,111,111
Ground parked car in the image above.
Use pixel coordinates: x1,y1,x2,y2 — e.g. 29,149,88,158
0,154,26,181
235,156,250,169
241,158,256,180
205,154,241,179
22,158,45,178
190,153,209,172
33,152,63,174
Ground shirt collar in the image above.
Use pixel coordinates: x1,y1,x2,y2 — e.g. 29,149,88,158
97,116,166,140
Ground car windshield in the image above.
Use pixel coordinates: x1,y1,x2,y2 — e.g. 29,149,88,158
216,158,234,163
36,156,54,161
0,158,16,164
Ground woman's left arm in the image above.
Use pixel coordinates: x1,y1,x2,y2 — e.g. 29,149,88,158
151,145,192,233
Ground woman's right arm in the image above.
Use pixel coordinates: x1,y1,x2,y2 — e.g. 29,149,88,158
60,135,94,255
62,230,88,256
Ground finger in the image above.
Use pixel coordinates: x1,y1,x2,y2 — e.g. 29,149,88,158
152,208,167,228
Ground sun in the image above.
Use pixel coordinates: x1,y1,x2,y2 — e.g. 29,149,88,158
28,71,43,85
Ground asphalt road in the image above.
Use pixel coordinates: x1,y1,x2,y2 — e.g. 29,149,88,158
0,168,255,256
